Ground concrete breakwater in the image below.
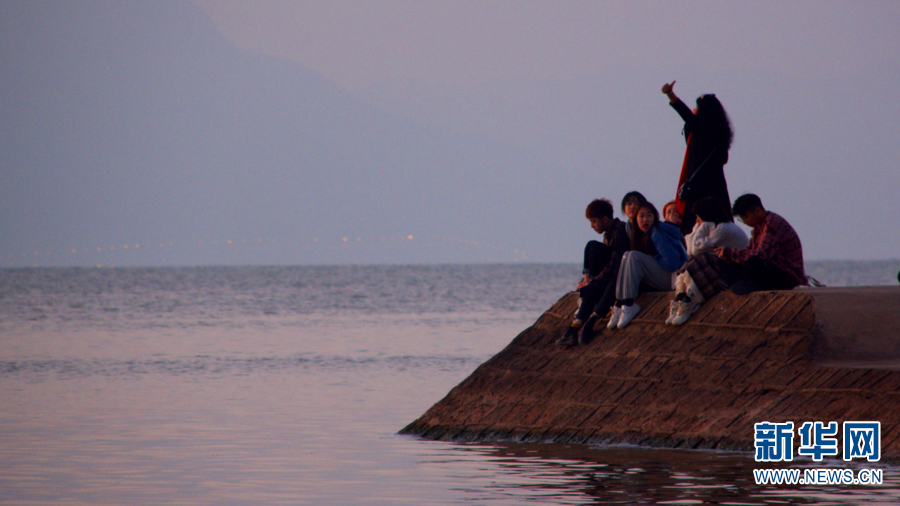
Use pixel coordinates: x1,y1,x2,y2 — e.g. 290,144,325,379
401,287,900,458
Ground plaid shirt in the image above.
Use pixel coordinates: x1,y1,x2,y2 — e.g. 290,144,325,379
722,212,805,285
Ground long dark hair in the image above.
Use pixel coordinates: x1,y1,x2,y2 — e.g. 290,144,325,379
692,197,731,224
630,202,659,255
696,94,733,149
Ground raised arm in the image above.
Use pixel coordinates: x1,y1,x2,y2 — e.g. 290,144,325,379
664,80,699,128
661,81,678,104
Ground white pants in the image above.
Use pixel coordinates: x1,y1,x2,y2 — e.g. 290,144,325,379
675,270,706,303
675,271,690,294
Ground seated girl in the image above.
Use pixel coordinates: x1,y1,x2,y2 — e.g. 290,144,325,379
662,199,686,248
662,199,682,228
667,198,748,324
621,191,648,239
608,201,687,329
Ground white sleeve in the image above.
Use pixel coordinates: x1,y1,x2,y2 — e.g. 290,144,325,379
690,222,717,255
706,223,750,250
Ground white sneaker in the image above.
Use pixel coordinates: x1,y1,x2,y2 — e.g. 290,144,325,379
665,300,680,325
617,303,641,328
671,299,702,326
607,306,622,329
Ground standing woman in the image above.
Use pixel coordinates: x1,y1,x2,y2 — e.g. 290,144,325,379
662,81,734,235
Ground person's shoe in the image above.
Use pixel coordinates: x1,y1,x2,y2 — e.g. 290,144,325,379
671,298,702,326
555,334,577,347
665,300,680,325
555,324,580,347
579,314,600,345
607,306,622,329
617,303,641,328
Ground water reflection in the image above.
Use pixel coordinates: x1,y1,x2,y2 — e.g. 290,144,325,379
414,440,900,505
3,265,899,505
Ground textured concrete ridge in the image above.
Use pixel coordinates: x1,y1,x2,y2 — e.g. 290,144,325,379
400,287,900,457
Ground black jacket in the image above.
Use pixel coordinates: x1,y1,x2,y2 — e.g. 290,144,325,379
671,98,732,234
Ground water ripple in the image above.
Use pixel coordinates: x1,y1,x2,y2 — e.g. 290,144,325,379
0,354,484,380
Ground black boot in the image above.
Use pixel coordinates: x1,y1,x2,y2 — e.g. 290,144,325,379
578,314,600,345
555,322,580,347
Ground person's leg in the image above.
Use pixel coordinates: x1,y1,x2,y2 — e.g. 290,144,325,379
592,280,617,321
671,273,706,325
671,254,734,326
559,302,587,347
638,259,676,292
732,257,798,294
685,252,732,301
685,275,706,304
557,286,601,347
754,257,797,290
674,271,688,294
559,244,613,347
667,271,691,324
556,320,582,347
572,295,593,324
583,240,612,278
616,252,673,328
609,251,639,328
579,280,615,344
615,251,650,302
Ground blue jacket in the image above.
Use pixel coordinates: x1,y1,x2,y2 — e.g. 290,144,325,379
651,222,688,272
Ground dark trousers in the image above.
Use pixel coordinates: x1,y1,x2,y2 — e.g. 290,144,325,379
739,256,799,291
576,241,617,321
583,240,611,278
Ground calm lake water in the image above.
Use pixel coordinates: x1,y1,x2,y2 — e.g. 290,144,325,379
1,261,899,505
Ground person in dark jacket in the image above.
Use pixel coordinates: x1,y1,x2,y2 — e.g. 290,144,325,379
556,198,631,347
662,81,734,235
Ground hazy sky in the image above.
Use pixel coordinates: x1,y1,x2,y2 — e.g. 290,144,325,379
195,0,900,262
192,1,893,89
2,1,899,267
195,0,900,258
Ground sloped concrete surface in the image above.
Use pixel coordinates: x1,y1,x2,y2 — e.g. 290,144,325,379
401,287,900,457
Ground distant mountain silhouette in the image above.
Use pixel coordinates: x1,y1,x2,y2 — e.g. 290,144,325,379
0,0,548,266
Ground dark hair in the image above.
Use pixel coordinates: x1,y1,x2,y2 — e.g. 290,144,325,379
621,191,648,213
630,202,659,254
732,194,764,217
695,94,733,150
692,197,730,224
585,199,614,220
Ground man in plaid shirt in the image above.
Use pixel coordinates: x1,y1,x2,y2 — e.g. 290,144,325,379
716,193,806,293
669,193,806,325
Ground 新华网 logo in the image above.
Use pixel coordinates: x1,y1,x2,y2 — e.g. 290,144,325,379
754,421,880,462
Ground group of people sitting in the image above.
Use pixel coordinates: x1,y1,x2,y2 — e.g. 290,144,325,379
556,192,806,347
555,81,806,347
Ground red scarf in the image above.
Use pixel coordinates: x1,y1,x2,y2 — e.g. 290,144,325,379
674,132,692,214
